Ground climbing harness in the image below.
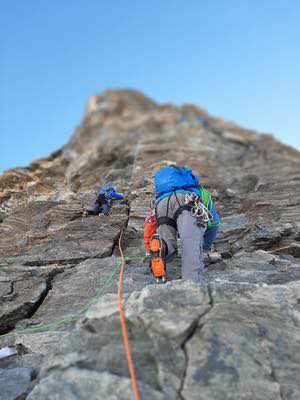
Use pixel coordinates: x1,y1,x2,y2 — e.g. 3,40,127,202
118,231,140,400
154,189,213,232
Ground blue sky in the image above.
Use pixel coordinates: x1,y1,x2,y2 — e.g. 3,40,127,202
1,1,299,172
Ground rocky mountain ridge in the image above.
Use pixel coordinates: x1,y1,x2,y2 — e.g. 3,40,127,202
0,89,300,399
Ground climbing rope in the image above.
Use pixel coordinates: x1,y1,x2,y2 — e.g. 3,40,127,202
1,245,142,399
117,230,140,400
0,256,116,338
0,255,145,338
1,228,141,398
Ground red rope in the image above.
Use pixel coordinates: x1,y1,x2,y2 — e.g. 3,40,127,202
117,231,140,400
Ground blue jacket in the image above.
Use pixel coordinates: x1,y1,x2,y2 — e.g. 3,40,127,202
88,186,124,215
98,186,124,200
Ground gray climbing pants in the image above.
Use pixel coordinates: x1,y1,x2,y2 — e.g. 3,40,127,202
156,192,206,285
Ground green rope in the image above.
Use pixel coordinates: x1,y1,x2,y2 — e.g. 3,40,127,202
0,254,145,338
0,257,117,337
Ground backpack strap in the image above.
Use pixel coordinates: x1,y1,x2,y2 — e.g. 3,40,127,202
156,190,192,231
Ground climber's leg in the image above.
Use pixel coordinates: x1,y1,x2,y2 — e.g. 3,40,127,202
86,203,101,216
177,210,206,286
157,223,177,261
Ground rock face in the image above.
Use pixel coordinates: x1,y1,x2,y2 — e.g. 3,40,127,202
0,89,299,399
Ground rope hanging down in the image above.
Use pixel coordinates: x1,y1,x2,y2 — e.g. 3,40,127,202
118,230,140,400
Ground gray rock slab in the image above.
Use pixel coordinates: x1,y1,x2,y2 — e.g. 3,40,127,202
0,365,34,400
181,281,300,400
220,214,249,237
0,202,128,264
27,281,211,399
28,369,166,400
0,268,48,333
206,251,300,287
32,257,118,324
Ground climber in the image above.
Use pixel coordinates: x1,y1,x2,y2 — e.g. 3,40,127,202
84,185,124,216
144,165,220,285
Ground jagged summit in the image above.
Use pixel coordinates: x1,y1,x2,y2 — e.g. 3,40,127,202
0,89,300,399
85,89,157,115
1,89,298,206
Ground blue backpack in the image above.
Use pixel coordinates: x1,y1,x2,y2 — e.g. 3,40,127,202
154,166,200,198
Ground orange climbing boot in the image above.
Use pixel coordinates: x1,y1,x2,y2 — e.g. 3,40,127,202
149,235,166,283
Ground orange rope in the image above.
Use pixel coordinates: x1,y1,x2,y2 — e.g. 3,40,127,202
118,231,140,400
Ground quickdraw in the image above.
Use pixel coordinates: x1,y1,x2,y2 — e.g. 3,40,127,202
184,192,211,227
